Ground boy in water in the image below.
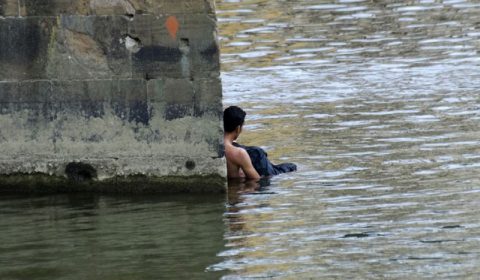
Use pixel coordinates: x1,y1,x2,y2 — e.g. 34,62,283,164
223,106,261,179
223,106,297,179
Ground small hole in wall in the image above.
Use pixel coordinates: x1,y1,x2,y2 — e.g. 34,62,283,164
124,35,142,53
180,38,190,47
65,162,97,183
185,160,196,170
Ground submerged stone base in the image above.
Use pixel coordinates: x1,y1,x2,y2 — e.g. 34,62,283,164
0,173,226,194
0,156,226,193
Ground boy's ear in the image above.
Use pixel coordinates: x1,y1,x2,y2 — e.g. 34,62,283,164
236,125,242,134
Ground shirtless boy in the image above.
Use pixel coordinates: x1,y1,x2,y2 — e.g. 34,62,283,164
223,106,261,179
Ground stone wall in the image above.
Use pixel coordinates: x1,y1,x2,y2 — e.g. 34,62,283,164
0,0,226,192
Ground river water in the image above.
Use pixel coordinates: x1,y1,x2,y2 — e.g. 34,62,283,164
1,0,480,279
215,0,480,278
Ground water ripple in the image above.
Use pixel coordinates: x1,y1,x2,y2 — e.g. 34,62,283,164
219,0,480,278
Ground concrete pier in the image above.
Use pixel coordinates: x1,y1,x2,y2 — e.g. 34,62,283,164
0,0,226,192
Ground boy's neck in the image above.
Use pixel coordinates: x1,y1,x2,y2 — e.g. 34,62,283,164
224,132,237,145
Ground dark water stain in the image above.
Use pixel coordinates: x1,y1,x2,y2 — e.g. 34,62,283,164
65,162,97,183
23,0,55,16
80,100,105,119
128,100,150,125
165,104,191,121
134,45,183,63
0,20,40,65
111,101,150,125
201,43,219,63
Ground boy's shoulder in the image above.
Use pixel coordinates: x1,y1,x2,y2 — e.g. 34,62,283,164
226,144,250,164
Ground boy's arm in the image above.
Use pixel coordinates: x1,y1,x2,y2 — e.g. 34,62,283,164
238,149,261,179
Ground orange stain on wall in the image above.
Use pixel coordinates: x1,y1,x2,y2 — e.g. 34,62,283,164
166,16,180,40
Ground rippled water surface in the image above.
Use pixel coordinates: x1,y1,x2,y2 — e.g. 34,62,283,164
2,0,480,279
0,194,226,279
215,0,480,278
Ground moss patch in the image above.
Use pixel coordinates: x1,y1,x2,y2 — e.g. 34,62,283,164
0,173,226,194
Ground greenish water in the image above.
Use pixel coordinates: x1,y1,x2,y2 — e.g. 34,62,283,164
2,0,480,279
0,194,226,280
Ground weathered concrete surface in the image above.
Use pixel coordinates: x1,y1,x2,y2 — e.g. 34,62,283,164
0,0,226,193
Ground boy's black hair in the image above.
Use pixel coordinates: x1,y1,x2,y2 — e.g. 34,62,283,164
223,106,246,132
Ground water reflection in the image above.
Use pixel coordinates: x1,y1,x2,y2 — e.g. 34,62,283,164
0,194,226,280
217,0,480,278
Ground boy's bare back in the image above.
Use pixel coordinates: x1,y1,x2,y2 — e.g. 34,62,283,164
223,106,260,179
225,143,259,179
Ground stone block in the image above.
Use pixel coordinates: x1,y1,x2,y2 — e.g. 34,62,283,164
46,15,131,80
113,79,147,102
0,17,54,81
13,0,216,16
48,80,105,120
0,81,50,103
146,79,164,103
163,79,194,104
47,79,148,123
146,79,165,121
18,81,50,103
87,0,150,16
204,0,216,16
0,82,18,104
91,16,132,77
162,78,195,120
129,14,219,80
0,82,17,116
19,0,83,16
178,14,220,79
87,79,116,102
0,0,18,16
89,0,139,16
49,81,81,104
0,81,51,127
193,77,222,117
18,0,146,16
127,15,154,46
189,40,221,79
129,15,184,80
173,14,219,79
132,44,185,80
114,79,149,124
143,0,215,16
151,13,218,55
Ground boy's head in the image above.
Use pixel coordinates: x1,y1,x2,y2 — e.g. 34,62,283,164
223,106,246,133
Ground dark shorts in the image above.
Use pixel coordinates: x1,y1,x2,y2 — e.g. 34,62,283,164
233,143,297,177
